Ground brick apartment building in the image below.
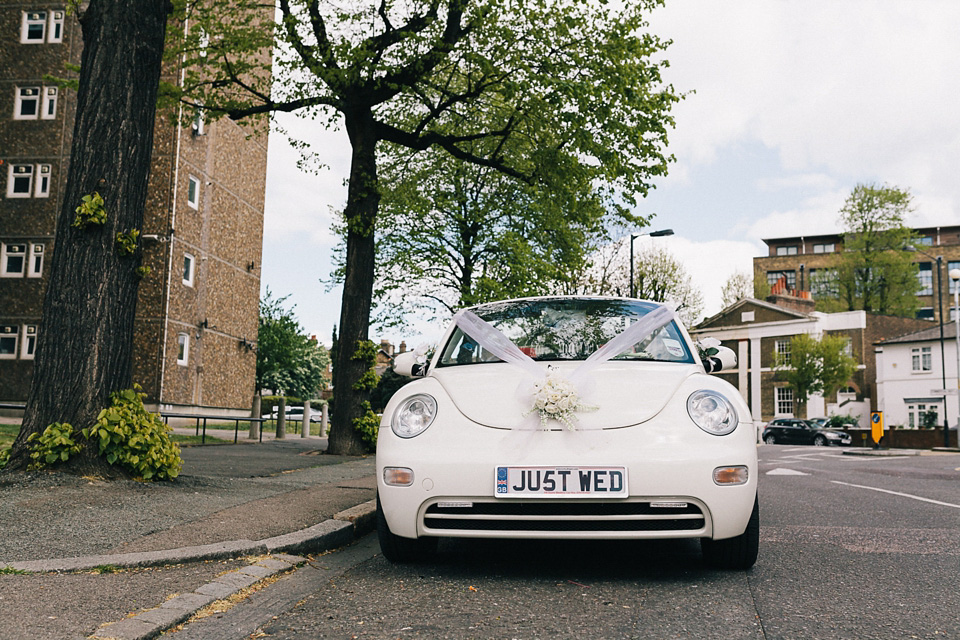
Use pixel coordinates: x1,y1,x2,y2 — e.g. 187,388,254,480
755,226,960,322
0,3,270,415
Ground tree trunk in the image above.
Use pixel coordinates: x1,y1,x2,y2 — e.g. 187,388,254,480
4,0,169,476
327,108,380,456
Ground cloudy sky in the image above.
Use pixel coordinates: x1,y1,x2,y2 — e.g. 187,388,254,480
259,0,960,346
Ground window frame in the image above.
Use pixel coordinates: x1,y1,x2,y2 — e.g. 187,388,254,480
41,86,58,119
0,326,19,359
20,324,37,360
911,346,932,373
775,387,794,416
187,175,200,209
20,11,47,43
34,164,51,198
1,243,27,277
47,10,64,43
176,332,190,366
14,86,41,120
7,164,34,198
28,242,44,277
182,253,195,286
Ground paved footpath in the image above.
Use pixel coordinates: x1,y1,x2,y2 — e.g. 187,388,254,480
0,433,378,640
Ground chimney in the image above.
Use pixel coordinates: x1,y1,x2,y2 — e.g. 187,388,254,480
399,341,407,353
766,291,816,314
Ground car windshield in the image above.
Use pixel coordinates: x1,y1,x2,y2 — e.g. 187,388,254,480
437,298,696,367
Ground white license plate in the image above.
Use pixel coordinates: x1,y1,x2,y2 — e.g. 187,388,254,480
495,466,628,498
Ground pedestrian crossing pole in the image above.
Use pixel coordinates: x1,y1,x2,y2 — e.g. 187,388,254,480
870,411,884,449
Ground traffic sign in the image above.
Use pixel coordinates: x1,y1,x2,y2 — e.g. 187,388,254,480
870,411,884,445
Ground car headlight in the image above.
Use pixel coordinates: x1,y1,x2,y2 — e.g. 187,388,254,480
391,394,438,438
686,390,738,436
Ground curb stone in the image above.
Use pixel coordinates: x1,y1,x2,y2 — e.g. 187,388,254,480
90,554,306,640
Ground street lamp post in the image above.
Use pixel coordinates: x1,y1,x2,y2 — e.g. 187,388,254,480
910,248,950,446
950,268,960,447
629,228,674,298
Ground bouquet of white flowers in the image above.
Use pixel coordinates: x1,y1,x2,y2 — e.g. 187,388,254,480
527,369,597,430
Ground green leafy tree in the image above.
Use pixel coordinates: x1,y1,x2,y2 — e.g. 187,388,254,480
353,148,625,327
6,0,170,476
178,0,680,454
774,333,857,418
830,183,920,316
257,291,330,400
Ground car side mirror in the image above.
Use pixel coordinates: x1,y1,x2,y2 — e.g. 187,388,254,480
701,345,737,373
394,350,427,377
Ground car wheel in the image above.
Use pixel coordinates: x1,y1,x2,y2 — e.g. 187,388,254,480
701,496,759,570
763,434,776,445
813,435,827,446
377,495,437,563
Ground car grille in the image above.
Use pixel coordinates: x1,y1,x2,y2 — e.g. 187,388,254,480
421,500,706,535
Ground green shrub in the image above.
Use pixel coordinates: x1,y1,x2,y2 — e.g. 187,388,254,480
352,401,380,451
0,446,10,471
27,422,81,469
826,414,859,429
81,387,182,480
23,387,182,481
72,192,106,229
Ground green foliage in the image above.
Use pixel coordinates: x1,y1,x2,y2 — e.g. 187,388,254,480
136,265,152,278
833,183,920,316
352,340,380,392
26,422,82,469
826,415,859,429
0,566,28,575
774,334,858,417
80,388,182,480
72,192,107,229
919,410,939,429
257,290,330,398
90,564,121,574
115,229,140,256
352,401,380,451
0,446,11,471
722,270,754,308
370,368,411,413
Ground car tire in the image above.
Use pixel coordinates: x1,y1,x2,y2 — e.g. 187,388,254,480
763,434,776,445
377,495,437,563
701,496,759,570
813,435,827,446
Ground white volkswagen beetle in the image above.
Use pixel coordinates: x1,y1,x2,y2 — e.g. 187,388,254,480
376,296,758,569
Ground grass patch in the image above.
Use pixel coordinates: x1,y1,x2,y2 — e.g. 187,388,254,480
0,423,19,448
90,564,122,574
0,566,29,575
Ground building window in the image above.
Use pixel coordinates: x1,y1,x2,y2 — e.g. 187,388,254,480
14,87,40,119
911,346,932,372
775,339,791,364
34,164,51,197
7,164,34,198
916,308,934,320
48,10,64,42
776,246,798,256
182,253,195,286
192,106,205,136
28,243,44,277
20,11,46,42
809,268,839,298
813,243,835,254
42,87,58,119
187,175,199,209
767,270,796,291
21,325,37,360
0,326,18,358
917,236,933,246
917,262,933,296
177,333,190,365
1,243,27,276
775,387,794,416
949,261,960,294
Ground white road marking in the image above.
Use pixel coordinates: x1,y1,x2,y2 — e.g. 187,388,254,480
831,481,960,509
767,468,809,476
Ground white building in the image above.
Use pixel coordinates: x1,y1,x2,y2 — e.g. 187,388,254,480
875,323,960,429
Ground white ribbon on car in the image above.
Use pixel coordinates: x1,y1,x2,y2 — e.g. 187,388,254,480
453,304,677,430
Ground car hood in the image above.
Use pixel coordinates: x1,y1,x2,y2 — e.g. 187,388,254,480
429,361,701,429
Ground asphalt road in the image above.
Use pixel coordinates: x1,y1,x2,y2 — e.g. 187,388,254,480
165,446,960,639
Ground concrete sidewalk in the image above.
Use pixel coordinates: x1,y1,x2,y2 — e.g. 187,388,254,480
0,436,379,640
